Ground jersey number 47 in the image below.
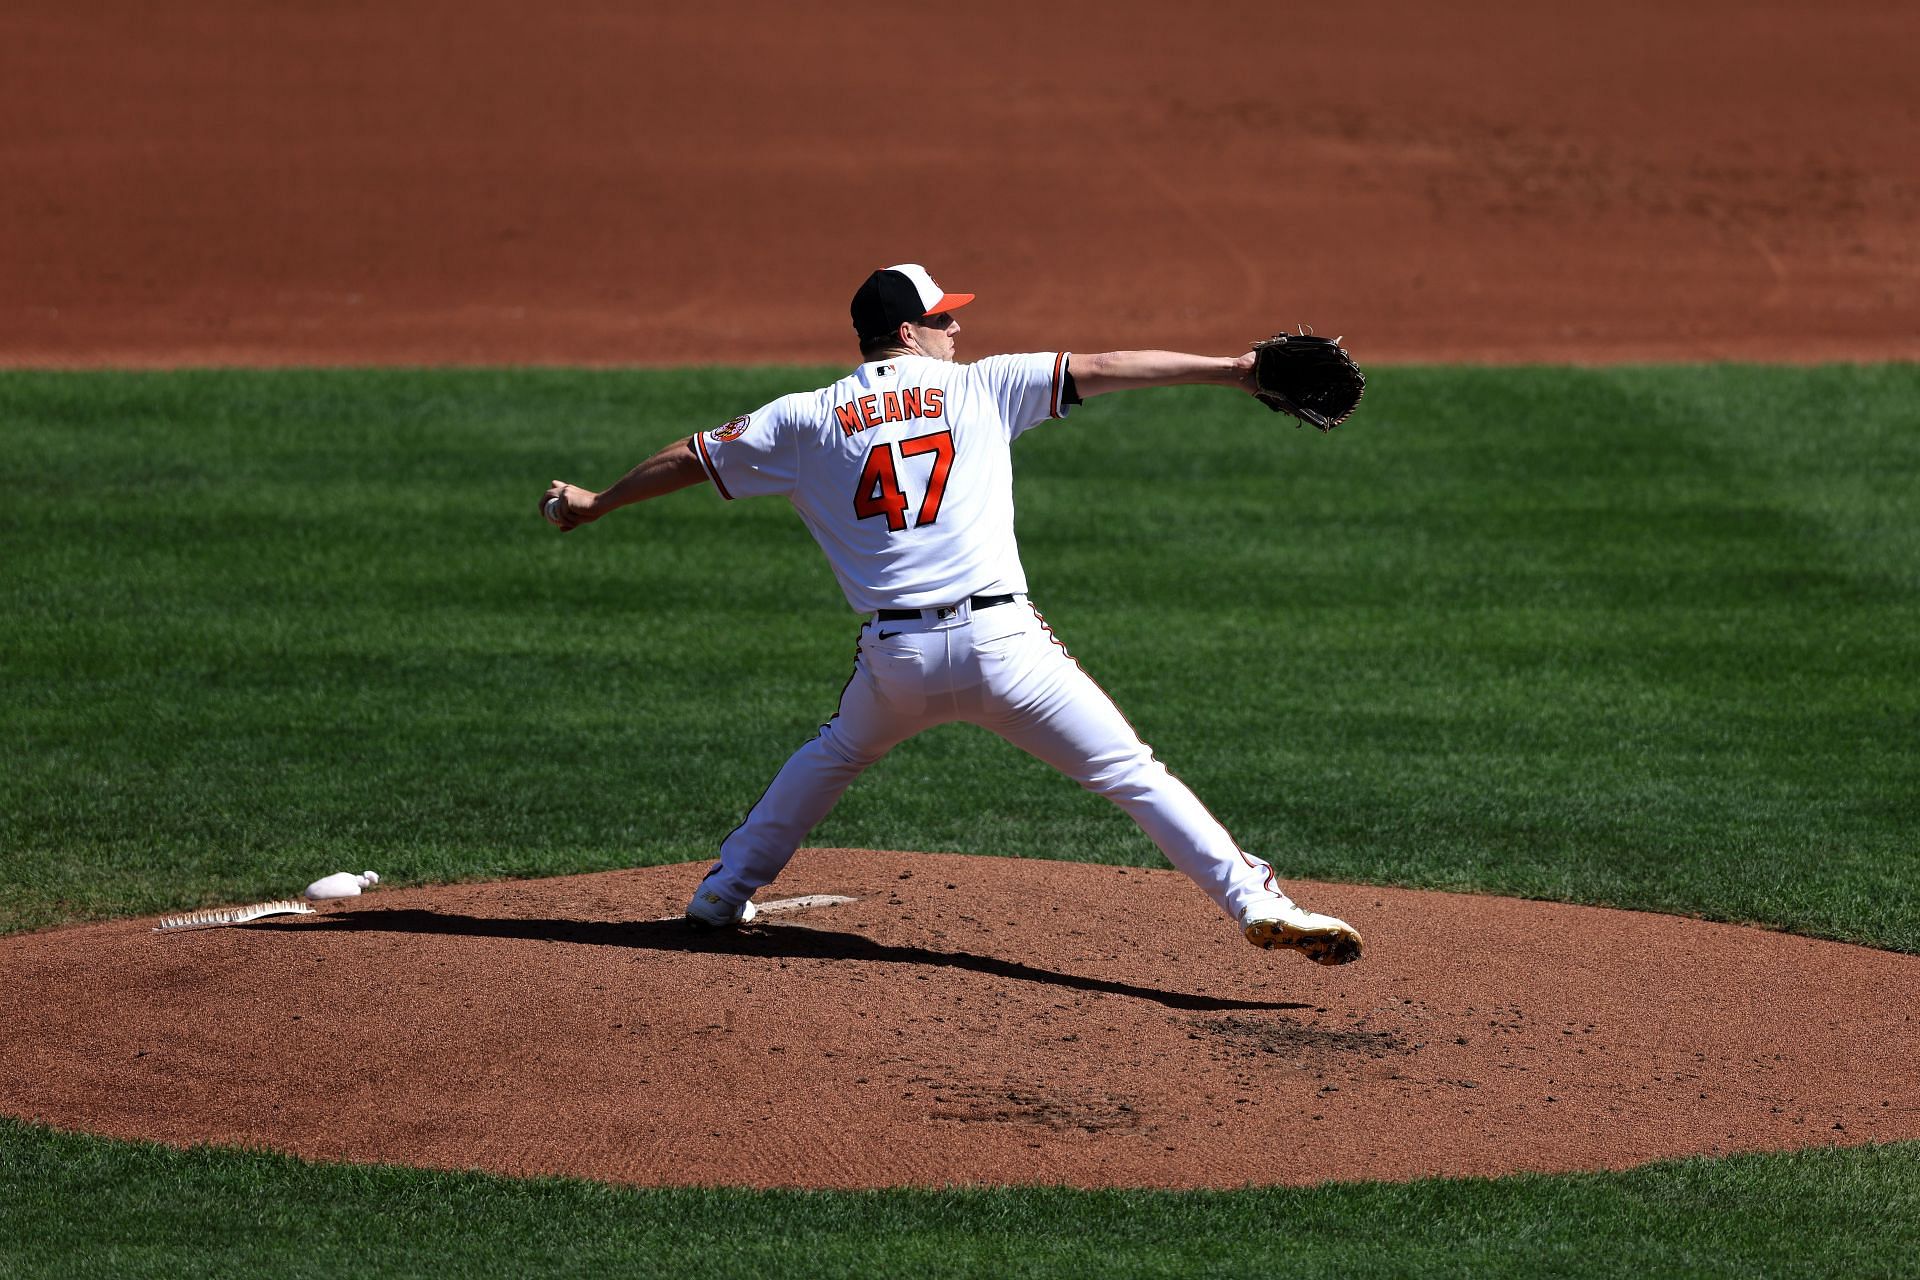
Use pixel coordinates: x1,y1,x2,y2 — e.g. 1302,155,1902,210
853,430,955,532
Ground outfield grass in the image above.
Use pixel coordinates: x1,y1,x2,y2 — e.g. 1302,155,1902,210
3,365,1914,942
2,365,1916,1276
3,1120,1917,1279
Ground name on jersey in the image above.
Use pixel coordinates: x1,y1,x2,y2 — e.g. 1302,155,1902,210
834,388,945,437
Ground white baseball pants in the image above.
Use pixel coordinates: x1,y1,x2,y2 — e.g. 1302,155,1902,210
701,598,1287,922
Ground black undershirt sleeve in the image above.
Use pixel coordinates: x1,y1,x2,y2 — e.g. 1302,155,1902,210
1062,367,1083,407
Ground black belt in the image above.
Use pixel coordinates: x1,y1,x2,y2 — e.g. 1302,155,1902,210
876,593,1017,622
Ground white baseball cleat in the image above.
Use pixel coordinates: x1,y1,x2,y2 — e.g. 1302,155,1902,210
684,886,758,928
1239,898,1363,966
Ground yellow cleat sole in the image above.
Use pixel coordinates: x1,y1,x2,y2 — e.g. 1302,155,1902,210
1243,919,1364,966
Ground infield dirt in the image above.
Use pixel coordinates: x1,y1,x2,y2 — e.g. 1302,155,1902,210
2,1,1914,367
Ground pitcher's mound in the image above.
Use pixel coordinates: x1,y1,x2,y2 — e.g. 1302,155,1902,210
3,848,1915,1189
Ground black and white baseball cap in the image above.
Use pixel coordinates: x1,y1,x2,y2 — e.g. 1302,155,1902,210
850,264,975,340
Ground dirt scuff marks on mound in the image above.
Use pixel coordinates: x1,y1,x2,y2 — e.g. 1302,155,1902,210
1188,1012,1410,1064
920,1079,1150,1137
2,849,1917,1189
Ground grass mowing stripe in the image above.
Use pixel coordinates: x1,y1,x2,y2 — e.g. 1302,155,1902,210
3,1121,1917,1279
3,365,1916,945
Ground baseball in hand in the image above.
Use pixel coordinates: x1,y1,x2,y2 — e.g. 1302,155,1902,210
543,496,565,525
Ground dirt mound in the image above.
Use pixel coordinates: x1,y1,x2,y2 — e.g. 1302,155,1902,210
3,849,1914,1189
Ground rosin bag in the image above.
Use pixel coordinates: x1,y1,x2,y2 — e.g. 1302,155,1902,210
304,870,380,901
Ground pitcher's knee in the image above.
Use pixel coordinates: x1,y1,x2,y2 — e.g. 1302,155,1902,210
1076,749,1167,801
816,720,892,771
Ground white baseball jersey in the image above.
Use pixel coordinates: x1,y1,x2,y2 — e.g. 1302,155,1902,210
689,352,1073,613
676,344,1345,945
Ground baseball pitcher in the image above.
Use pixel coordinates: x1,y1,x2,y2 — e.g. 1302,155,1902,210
542,265,1364,964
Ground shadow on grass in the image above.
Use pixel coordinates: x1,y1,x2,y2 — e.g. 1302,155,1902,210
265,909,1309,1013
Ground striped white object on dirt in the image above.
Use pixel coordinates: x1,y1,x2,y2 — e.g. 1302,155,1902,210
650,893,857,923
153,899,316,932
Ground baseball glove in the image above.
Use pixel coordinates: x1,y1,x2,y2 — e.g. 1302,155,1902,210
1249,332,1365,430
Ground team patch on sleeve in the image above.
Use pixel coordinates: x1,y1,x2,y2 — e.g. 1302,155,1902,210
709,415,750,442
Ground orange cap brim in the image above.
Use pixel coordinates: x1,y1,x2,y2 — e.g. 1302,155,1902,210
926,292,974,316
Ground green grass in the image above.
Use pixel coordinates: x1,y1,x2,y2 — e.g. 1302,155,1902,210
3,365,1914,943
3,1120,1917,1279
3,364,1917,1276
